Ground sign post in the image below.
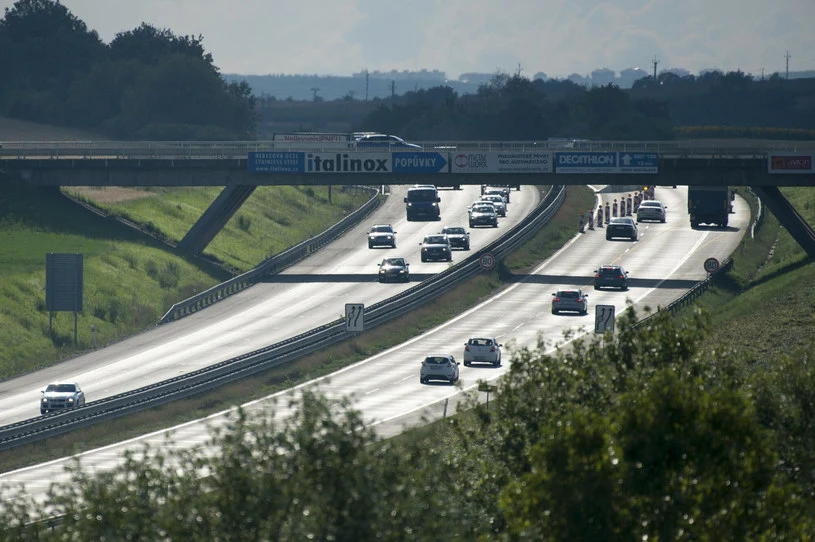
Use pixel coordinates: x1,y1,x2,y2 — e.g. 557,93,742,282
345,303,364,332
478,382,498,408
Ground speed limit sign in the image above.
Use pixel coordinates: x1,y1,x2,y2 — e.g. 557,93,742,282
703,257,720,274
479,253,496,270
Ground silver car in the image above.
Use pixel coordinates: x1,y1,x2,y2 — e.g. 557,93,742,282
480,195,507,216
636,200,667,223
469,203,498,228
551,289,589,315
463,337,502,367
420,354,460,384
41,382,85,415
367,224,397,248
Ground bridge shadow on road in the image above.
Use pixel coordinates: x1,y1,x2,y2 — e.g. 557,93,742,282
262,273,700,290
509,274,700,290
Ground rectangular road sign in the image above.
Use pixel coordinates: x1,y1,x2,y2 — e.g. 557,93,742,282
556,152,618,173
345,303,364,332
768,154,814,174
247,152,305,173
391,152,449,173
305,152,391,173
594,304,616,334
619,152,658,174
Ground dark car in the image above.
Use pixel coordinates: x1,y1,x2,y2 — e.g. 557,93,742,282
469,203,498,228
440,226,470,250
594,265,629,290
606,217,638,241
551,289,589,315
378,257,409,283
420,234,453,262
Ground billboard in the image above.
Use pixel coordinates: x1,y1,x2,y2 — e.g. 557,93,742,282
768,154,814,174
392,152,448,173
248,152,305,173
451,151,553,173
556,152,658,174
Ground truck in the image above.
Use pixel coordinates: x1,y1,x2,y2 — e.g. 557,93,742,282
687,186,734,228
404,185,441,221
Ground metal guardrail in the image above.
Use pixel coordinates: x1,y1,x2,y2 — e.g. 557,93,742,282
1,139,812,160
159,185,381,323
0,186,565,451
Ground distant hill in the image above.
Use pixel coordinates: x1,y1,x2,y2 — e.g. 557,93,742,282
0,117,104,141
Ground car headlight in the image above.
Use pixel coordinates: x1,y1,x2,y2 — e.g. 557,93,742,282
41,398,48,404
67,397,74,403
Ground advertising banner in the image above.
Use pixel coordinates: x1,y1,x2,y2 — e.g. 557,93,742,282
392,152,448,173
451,151,553,173
304,152,392,173
247,152,305,173
768,154,814,174
556,152,618,173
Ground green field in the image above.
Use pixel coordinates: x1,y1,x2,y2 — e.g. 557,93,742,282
0,180,372,378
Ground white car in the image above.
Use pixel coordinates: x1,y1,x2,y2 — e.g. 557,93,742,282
480,195,507,216
367,224,397,248
463,337,502,367
41,382,85,415
420,354,460,384
636,200,667,223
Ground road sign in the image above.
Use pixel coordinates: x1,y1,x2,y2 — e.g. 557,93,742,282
556,152,618,173
247,152,305,173
619,152,658,174
345,303,364,332
703,257,720,273
479,253,496,270
768,154,814,174
391,152,448,173
595,304,616,334
477,382,498,393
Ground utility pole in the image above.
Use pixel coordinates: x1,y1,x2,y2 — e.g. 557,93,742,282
364,69,369,102
652,56,659,80
310,87,320,101
761,67,765,81
785,50,791,80
516,63,522,77
390,80,396,102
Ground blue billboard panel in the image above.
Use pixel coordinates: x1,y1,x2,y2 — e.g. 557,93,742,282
248,152,304,173
619,152,658,174
556,152,618,173
392,152,448,173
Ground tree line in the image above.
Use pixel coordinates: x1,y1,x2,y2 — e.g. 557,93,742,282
1,308,813,539
0,0,255,140
4,0,814,143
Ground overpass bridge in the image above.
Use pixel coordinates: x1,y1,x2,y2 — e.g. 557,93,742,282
2,139,815,257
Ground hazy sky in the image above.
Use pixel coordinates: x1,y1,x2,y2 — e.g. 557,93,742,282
3,0,814,78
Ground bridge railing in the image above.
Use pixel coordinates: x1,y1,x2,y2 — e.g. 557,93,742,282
1,139,813,160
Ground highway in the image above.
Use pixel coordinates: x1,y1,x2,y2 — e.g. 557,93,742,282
0,184,750,506
0,184,541,426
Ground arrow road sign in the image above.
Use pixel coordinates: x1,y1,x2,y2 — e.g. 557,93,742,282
595,304,616,334
391,152,449,173
345,303,364,332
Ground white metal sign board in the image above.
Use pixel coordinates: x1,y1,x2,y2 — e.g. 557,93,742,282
594,304,616,334
451,151,553,173
345,303,364,332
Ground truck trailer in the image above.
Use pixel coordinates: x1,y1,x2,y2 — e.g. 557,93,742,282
687,186,734,228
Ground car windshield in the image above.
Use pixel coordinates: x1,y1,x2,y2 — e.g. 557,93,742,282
468,338,493,346
424,236,447,244
443,227,465,235
599,268,621,275
610,218,633,225
640,201,661,207
425,356,449,364
371,225,392,233
46,384,77,393
557,291,580,298
472,206,493,213
383,258,405,266
407,190,437,202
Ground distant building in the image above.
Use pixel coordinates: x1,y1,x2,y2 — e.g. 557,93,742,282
566,73,590,87
590,67,616,86
618,67,649,88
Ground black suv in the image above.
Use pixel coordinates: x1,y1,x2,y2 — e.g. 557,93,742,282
594,265,629,290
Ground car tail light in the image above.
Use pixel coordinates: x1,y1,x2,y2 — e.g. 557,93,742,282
464,345,471,351
619,275,624,279
595,274,600,278
490,346,495,352
553,297,561,302
446,361,452,368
